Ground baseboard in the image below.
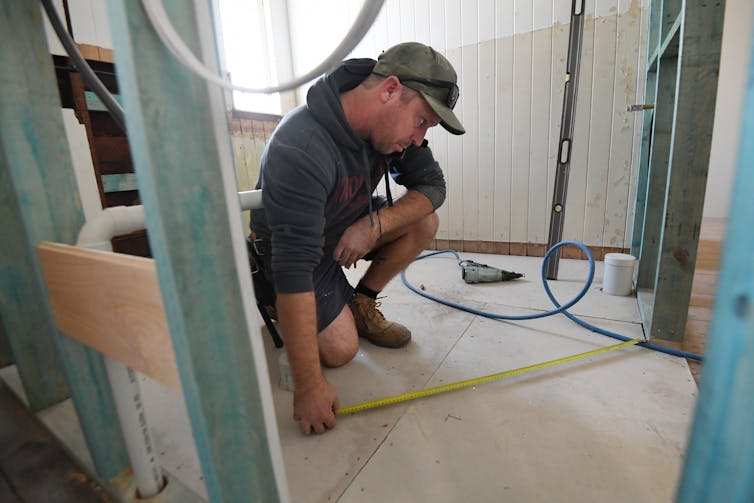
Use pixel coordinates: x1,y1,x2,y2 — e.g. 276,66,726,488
428,240,629,261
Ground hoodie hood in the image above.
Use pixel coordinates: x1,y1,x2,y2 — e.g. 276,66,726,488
306,59,377,152
306,59,385,225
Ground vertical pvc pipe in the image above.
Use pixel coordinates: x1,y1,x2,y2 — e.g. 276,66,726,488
78,207,164,497
104,358,164,498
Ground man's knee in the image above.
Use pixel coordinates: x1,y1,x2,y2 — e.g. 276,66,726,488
415,212,439,243
320,335,358,368
318,306,359,368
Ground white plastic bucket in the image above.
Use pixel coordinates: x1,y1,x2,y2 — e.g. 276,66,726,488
603,253,637,296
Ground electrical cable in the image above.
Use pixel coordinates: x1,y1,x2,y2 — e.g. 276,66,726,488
141,0,385,94
401,241,704,362
41,0,127,132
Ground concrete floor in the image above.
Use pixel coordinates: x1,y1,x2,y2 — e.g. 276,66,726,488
1,252,699,502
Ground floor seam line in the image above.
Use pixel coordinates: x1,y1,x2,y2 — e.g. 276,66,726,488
336,314,477,502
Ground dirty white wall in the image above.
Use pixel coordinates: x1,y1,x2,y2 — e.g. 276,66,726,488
704,0,753,220
45,0,661,250
288,0,649,249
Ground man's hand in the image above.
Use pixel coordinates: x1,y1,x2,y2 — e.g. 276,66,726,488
293,376,340,435
333,216,379,268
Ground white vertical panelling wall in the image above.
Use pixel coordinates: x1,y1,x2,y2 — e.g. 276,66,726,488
584,0,617,246
461,1,479,243
494,0,514,243
478,0,496,244
626,0,650,245
511,2,532,244
609,0,643,247
529,0,553,245
286,0,648,249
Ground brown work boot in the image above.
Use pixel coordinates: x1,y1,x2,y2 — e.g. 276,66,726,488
348,293,411,348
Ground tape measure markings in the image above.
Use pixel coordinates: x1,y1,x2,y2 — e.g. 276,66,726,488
338,338,641,416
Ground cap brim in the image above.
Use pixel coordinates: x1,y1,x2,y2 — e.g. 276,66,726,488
420,92,465,135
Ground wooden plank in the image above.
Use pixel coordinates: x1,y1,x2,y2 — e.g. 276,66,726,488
677,2,754,492
84,90,123,112
101,173,138,193
0,3,76,406
37,242,179,389
637,54,677,289
629,70,656,257
106,1,285,500
70,72,107,209
651,1,724,341
0,0,129,480
0,317,13,367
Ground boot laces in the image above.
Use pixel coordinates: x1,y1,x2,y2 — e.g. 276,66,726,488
366,300,387,323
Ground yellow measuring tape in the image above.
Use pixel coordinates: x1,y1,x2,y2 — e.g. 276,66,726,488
338,338,641,416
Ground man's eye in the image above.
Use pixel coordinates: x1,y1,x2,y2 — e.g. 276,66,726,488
417,118,426,127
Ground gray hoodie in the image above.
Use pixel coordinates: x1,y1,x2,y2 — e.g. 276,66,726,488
249,59,446,295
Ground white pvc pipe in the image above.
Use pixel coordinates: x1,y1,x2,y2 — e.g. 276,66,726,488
78,192,260,249
104,358,164,498
77,205,163,498
239,189,263,211
77,205,145,250
75,190,261,496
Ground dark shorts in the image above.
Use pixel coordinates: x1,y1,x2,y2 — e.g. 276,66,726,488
253,196,388,333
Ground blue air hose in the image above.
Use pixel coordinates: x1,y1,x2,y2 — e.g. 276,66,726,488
400,240,703,362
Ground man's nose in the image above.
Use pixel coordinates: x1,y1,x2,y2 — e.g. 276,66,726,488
411,130,427,146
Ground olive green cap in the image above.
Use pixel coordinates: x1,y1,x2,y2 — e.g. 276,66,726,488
373,42,465,135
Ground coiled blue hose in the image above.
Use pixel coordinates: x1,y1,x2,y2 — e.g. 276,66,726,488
400,240,703,361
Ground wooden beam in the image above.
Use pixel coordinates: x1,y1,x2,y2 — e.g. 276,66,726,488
637,53,677,290
101,173,139,193
37,242,180,390
678,1,753,495
629,70,657,258
106,1,286,500
652,1,725,341
0,317,13,367
0,0,129,480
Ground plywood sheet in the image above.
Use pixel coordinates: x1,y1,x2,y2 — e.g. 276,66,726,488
37,242,180,390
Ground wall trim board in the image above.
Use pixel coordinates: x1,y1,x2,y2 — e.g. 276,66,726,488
429,239,628,261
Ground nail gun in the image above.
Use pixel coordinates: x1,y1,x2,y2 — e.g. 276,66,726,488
459,260,524,284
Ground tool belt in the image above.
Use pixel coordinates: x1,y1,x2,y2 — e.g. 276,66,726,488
246,235,276,308
246,235,283,347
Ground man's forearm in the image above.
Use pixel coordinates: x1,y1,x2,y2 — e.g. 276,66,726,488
373,189,434,240
276,292,323,390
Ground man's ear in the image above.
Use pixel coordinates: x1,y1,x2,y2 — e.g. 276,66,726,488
378,75,402,104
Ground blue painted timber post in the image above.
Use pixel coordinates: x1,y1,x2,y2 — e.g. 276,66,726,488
676,11,754,503
0,1,130,480
106,1,287,500
0,318,13,367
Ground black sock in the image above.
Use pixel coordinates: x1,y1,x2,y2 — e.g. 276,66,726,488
355,283,379,299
